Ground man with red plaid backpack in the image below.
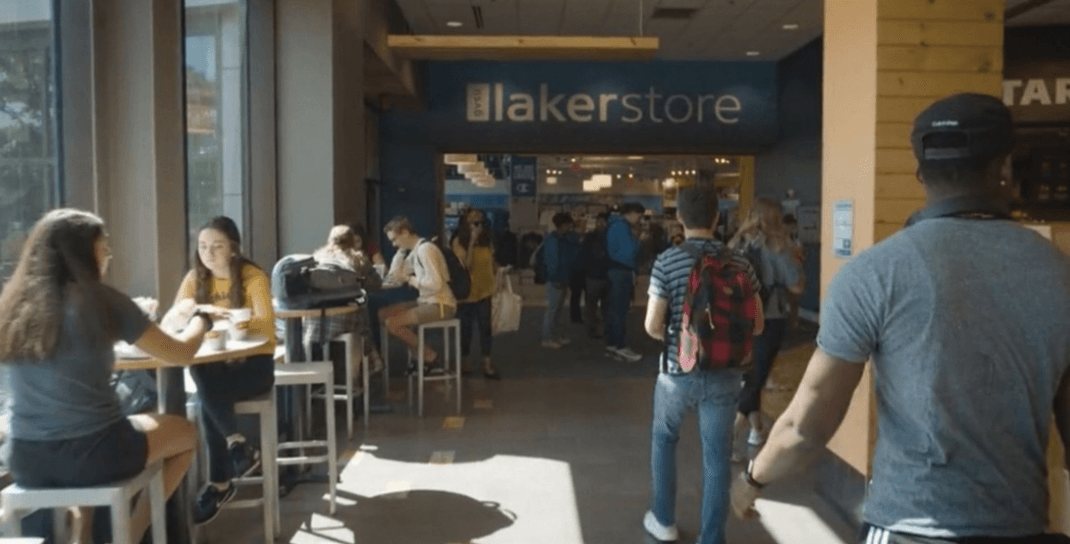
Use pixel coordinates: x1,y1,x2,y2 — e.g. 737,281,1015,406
643,182,764,544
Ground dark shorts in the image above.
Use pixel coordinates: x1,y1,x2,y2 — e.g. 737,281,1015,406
860,524,1070,544
8,417,148,488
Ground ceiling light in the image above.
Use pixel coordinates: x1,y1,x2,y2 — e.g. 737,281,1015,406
782,24,799,30
547,176,558,185
746,51,760,57
446,21,463,28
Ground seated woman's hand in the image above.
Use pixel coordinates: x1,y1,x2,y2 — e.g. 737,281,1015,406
196,304,231,321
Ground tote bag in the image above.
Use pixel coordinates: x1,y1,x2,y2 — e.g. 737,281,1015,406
491,269,523,335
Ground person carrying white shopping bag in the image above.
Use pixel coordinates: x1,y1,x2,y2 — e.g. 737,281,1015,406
491,267,522,336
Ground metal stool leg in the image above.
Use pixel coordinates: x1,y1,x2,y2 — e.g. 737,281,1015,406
325,369,338,515
455,322,463,414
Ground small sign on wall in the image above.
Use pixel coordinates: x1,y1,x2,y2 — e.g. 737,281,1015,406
511,156,538,197
833,200,853,258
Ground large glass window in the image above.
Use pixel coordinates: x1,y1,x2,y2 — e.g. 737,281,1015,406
185,0,248,239
0,0,57,281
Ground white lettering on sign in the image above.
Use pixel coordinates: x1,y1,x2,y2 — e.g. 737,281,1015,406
466,84,490,121
513,163,536,181
466,82,744,125
1003,78,1070,106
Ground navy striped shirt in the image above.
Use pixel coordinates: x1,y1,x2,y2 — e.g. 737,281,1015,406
648,238,761,374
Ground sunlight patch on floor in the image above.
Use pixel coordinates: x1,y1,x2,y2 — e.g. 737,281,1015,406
755,498,851,544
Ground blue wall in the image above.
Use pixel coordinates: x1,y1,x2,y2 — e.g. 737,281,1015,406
755,38,823,313
379,142,439,259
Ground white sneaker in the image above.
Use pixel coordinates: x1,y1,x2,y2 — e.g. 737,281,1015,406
643,510,679,542
747,427,767,447
541,339,562,349
617,347,643,362
606,346,622,358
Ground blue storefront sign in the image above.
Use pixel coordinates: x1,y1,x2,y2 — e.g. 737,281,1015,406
382,60,779,154
510,156,537,197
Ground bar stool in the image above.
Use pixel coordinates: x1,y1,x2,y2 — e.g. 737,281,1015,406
309,332,364,438
1,462,167,544
274,362,338,514
224,394,280,542
406,318,462,417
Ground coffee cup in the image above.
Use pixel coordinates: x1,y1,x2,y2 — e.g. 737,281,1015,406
204,327,227,351
229,309,252,341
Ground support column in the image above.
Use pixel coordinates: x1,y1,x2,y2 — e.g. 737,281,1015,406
276,0,365,256
819,0,1004,517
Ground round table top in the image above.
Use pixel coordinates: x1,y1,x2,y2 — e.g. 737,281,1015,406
114,334,271,371
273,303,361,319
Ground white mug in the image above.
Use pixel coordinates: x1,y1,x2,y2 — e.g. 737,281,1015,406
229,308,252,341
205,328,227,351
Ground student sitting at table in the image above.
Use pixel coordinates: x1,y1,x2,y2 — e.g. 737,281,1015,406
0,209,208,544
379,216,456,372
160,216,276,525
303,224,383,368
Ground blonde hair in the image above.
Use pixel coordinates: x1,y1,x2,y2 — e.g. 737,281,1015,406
730,198,792,253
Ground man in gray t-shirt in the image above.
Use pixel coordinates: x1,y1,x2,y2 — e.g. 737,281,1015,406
730,93,1070,543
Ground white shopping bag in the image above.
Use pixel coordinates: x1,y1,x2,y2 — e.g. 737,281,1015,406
491,269,523,335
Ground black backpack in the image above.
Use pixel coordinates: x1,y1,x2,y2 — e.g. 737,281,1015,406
271,254,367,310
418,240,472,300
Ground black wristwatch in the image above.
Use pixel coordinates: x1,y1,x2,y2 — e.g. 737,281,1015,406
745,460,766,490
192,311,213,331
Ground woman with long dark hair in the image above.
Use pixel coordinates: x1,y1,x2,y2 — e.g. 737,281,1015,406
160,216,276,525
728,199,804,449
0,208,205,544
451,208,500,378
348,223,385,267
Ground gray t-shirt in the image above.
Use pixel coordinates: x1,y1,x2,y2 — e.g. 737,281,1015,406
5,282,150,441
818,218,1070,538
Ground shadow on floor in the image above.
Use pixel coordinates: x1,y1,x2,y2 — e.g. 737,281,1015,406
281,488,515,544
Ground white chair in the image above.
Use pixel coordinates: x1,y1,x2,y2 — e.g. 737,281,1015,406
224,394,279,542
406,318,463,417
309,332,365,438
1,462,167,544
274,362,338,515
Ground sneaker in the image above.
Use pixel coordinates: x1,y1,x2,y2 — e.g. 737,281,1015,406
230,440,262,479
541,340,562,349
643,510,679,542
556,336,572,346
747,427,767,447
616,347,644,362
606,346,623,358
193,483,236,525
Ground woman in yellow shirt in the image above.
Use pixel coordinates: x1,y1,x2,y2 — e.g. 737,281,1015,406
451,209,500,379
160,216,276,525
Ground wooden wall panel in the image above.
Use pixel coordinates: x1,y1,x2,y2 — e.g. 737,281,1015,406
877,0,1003,22
876,174,925,199
874,221,902,242
877,72,1004,98
875,197,924,223
876,149,918,174
878,20,1003,47
876,122,913,149
878,46,1001,73
877,96,939,122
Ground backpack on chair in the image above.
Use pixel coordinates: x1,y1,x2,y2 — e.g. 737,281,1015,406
675,243,758,372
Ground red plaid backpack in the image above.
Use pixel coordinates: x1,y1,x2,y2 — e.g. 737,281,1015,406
675,243,758,372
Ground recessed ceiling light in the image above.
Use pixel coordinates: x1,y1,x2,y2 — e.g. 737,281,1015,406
446,21,463,27
746,51,760,57
782,23,799,30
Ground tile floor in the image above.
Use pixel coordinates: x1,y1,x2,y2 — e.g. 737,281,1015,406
200,310,858,544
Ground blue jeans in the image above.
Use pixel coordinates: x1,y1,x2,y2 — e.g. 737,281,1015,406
650,369,743,544
542,284,568,341
606,268,634,349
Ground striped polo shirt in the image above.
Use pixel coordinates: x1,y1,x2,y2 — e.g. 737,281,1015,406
648,238,761,374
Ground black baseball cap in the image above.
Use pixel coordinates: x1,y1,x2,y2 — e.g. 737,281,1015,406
910,93,1015,162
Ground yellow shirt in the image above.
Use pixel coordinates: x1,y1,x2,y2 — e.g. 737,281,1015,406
175,262,276,355
452,240,496,303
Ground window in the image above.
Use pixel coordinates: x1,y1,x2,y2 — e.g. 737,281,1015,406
185,0,248,241
0,0,58,281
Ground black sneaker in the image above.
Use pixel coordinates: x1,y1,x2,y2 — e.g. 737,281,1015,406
193,483,236,525
230,440,261,479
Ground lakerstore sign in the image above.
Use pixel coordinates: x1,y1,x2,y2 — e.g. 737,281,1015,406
466,83,744,125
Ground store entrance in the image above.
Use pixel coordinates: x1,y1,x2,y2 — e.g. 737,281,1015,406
442,153,752,304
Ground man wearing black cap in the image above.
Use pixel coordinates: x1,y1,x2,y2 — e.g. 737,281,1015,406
729,93,1070,543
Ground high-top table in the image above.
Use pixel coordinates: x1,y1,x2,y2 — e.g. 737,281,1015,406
115,335,270,544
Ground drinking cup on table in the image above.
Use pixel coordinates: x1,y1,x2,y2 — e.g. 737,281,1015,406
229,308,252,341
204,326,227,351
